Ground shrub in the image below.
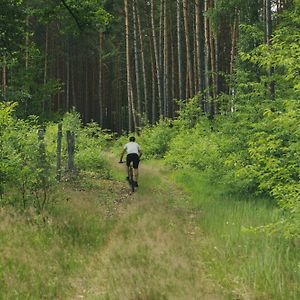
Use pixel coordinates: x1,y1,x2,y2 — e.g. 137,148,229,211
139,118,175,159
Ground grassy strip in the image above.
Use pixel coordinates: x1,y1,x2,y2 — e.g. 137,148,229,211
0,172,125,299
173,169,300,300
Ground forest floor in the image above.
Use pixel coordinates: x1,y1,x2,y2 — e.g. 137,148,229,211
67,155,227,300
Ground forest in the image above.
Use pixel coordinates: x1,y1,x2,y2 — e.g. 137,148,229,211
1,0,300,299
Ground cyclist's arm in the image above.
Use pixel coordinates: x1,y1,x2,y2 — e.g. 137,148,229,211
139,149,143,158
119,148,126,162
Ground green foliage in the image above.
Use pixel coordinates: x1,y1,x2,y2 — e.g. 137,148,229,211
174,170,300,299
75,122,110,173
0,0,25,55
0,173,120,299
1,106,110,209
139,118,175,159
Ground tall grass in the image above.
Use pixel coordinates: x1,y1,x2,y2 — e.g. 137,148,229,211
0,173,122,299
174,169,300,300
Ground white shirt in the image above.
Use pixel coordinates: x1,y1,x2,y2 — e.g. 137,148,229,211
124,142,141,155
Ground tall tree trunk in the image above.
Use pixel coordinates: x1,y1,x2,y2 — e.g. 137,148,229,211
163,0,169,117
171,29,175,117
43,25,49,113
136,3,148,121
152,59,156,124
133,0,141,125
125,0,134,131
177,0,184,100
66,46,70,112
2,56,7,97
195,0,205,109
85,59,89,122
151,0,163,116
183,0,194,98
25,16,30,71
98,32,103,127
125,0,132,131
204,0,211,112
149,26,157,124
230,11,239,76
71,60,77,110
213,0,219,115
266,0,275,99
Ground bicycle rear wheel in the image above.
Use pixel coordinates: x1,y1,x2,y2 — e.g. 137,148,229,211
129,166,135,192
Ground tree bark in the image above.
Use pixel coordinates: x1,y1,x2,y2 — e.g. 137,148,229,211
133,0,141,125
136,3,149,121
56,123,62,182
125,0,133,131
98,32,103,127
183,0,194,98
163,0,169,117
2,56,7,97
204,0,211,112
150,0,163,116
266,0,275,99
177,0,184,100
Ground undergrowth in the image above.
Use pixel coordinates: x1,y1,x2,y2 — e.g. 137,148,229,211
0,172,124,299
173,169,300,300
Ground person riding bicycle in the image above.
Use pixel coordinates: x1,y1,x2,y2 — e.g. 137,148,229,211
119,136,142,187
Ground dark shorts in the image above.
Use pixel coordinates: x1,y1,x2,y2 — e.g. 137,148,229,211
126,153,140,169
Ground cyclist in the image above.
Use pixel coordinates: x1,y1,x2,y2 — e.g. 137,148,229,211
119,136,142,187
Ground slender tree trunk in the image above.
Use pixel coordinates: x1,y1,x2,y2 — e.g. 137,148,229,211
85,59,89,122
66,48,70,112
230,11,239,75
171,31,175,117
159,0,164,105
125,0,134,131
25,16,30,71
204,0,211,112
2,56,7,97
136,4,148,121
151,0,163,116
177,0,184,100
152,62,156,124
130,87,137,132
98,32,103,127
56,123,62,182
149,28,157,124
209,16,216,100
133,0,141,125
183,0,194,98
193,7,198,94
266,0,275,99
213,0,219,115
71,60,76,110
163,0,169,117
195,0,205,108
43,25,49,113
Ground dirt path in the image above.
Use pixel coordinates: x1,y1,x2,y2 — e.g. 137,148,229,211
68,155,226,300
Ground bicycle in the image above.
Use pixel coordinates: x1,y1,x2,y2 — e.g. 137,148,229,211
119,161,135,192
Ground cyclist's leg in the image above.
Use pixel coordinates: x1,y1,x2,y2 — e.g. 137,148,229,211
132,154,140,184
126,154,131,179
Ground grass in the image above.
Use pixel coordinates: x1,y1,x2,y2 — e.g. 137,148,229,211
65,156,226,299
2,154,299,299
0,172,126,299
173,169,300,300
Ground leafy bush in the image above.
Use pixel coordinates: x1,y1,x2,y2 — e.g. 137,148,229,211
0,103,54,209
139,118,175,159
0,107,111,209
75,122,110,172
